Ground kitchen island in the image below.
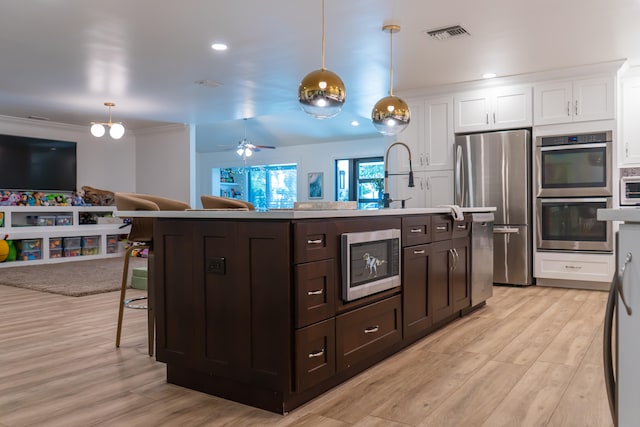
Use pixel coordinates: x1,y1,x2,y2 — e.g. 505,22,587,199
120,207,494,414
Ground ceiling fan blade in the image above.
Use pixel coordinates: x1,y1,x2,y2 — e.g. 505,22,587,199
252,145,276,149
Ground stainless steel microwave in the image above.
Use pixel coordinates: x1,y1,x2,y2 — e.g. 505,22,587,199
341,229,401,302
621,176,640,206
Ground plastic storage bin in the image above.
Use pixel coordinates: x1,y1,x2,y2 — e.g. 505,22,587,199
49,237,63,250
106,234,119,254
81,235,99,255
62,236,81,257
15,239,42,261
38,216,56,226
63,247,81,257
49,248,63,258
55,215,73,226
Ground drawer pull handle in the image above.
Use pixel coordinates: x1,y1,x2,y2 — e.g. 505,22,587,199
456,224,467,229
307,239,323,245
410,228,423,233
413,249,425,255
308,349,325,358
436,225,447,231
565,265,582,270
307,289,324,296
364,325,380,334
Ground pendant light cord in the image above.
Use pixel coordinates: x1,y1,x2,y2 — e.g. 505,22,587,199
389,29,394,96
321,0,325,70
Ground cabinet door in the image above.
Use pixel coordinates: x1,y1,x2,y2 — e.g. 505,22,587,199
423,96,454,170
533,80,573,125
451,238,470,312
428,240,453,323
493,85,532,129
454,90,491,133
425,170,453,208
295,259,336,328
573,76,614,122
295,318,336,392
391,172,427,208
403,245,432,339
621,75,640,165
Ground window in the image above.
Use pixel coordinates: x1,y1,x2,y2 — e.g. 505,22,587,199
213,164,297,210
335,157,384,209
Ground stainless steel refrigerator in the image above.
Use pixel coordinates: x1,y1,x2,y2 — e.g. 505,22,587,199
454,129,533,286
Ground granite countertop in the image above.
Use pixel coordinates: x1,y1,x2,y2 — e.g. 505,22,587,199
598,208,640,223
116,206,496,220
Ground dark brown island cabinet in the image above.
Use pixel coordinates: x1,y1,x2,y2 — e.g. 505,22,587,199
150,211,485,414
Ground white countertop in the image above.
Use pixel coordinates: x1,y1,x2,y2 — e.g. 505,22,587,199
598,208,640,223
116,206,496,220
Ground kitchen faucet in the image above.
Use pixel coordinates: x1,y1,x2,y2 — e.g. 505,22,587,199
382,141,415,208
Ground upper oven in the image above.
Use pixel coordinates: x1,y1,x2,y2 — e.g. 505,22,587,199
535,131,612,197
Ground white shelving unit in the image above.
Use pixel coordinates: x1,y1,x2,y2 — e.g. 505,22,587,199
0,205,130,267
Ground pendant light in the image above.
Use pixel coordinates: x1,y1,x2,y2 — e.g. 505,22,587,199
90,102,125,139
371,24,410,136
298,0,346,119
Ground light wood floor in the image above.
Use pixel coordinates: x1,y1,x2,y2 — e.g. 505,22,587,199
0,284,614,427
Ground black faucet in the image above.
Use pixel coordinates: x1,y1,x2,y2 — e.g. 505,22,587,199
382,141,415,208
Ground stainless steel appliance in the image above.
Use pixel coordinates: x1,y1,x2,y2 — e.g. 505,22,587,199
537,197,613,252
535,131,612,197
454,129,533,286
620,175,640,206
470,212,494,306
341,229,401,302
604,228,640,426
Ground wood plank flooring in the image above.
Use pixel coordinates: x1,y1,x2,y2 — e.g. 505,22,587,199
0,284,614,426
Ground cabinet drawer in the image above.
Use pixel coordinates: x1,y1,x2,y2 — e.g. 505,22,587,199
452,219,470,238
295,259,337,328
336,295,402,371
402,215,431,246
535,252,615,283
431,215,452,241
295,319,336,392
294,221,337,263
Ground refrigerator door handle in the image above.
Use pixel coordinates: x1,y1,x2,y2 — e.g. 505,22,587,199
493,227,520,234
455,144,463,206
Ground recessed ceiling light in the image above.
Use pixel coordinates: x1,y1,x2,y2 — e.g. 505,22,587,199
351,121,359,126
211,43,228,51
482,73,497,79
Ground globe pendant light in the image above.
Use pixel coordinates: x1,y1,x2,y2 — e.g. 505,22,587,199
371,24,410,136
90,102,125,140
298,0,346,119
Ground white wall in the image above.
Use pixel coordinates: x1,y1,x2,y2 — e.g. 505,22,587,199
196,135,390,208
134,124,192,205
0,115,136,193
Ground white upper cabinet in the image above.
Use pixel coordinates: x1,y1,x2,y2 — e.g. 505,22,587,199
390,170,453,209
533,76,615,125
392,96,454,173
620,74,640,165
454,85,532,133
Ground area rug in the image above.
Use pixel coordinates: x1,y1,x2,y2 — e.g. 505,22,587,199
0,256,147,297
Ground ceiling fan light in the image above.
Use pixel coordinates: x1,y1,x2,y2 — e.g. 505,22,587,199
109,123,125,139
298,68,346,119
90,123,105,137
236,148,244,156
245,148,252,157
371,95,411,136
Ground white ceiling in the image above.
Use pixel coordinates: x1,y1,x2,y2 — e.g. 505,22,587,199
1,0,639,152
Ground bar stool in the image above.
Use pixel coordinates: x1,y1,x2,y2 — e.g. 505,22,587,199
200,194,255,210
114,192,191,356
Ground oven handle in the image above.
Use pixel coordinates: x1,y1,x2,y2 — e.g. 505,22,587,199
539,142,608,151
538,197,610,204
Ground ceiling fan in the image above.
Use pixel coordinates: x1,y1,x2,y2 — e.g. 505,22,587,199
235,118,275,158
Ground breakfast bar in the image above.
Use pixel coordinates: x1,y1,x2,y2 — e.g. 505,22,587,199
122,207,495,414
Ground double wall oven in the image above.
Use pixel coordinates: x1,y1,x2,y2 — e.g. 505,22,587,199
535,131,613,252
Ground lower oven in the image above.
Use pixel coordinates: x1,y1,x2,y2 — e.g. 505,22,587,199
536,197,613,252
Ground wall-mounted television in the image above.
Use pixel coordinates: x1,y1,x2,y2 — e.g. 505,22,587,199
0,134,77,192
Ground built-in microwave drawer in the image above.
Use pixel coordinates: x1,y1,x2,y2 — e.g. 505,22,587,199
295,318,336,392
293,221,337,264
335,295,402,372
295,259,337,328
431,215,452,242
402,215,431,247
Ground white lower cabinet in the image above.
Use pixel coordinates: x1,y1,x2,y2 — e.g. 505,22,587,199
390,170,453,209
534,250,615,288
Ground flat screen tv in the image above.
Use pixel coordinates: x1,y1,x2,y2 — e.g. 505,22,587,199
0,134,77,192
